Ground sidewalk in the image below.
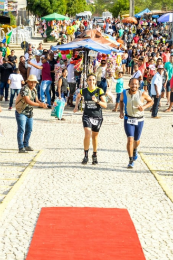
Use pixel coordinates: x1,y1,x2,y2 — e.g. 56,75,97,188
0,97,173,259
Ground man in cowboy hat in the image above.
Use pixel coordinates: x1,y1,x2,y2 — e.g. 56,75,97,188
15,75,47,153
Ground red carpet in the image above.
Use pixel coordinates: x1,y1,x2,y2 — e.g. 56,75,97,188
26,207,146,260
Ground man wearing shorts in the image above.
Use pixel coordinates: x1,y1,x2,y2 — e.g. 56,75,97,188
120,78,153,168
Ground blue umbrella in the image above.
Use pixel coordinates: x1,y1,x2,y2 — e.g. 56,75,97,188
158,13,173,23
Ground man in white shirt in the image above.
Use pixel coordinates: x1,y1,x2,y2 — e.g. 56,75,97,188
151,65,164,118
67,63,76,107
24,50,32,61
27,50,42,99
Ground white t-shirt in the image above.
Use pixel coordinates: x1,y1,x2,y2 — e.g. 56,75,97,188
67,64,75,83
24,53,29,61
132,70,142,79
9,74,24,89
28,58,42,80
151,72,163,95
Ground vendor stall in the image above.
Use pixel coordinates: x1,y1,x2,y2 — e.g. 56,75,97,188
40,13,70,42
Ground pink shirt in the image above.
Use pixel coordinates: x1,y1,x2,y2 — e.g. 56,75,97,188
170,75,173,89
42,62,52,81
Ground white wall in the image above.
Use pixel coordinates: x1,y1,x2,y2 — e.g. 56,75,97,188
16,0,27,10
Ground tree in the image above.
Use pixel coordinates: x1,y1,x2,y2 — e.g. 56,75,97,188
9,12,16,26
66,0,92,17
110,0,129,18
27,0,66,17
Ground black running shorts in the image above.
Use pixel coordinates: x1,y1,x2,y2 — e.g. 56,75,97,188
82,115,103,132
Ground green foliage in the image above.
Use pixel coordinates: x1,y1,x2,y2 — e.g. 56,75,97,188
66,0,92,16
110,0,129,18
94,0,173,17
27,0,66,17
9,12,16,26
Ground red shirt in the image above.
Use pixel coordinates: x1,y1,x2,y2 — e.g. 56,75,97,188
133,36,139,43
42,62,52,81
162,52,170,63
139,63,146,76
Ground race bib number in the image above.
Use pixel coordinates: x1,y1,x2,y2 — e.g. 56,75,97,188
85,101,97,109
127,118,138,125
89,118,99,125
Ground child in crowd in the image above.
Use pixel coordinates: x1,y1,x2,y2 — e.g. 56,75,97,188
106,70,116,103
112,71,124,112
8,68,25,110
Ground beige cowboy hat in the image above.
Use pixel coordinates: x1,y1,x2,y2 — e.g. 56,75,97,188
26,75,39,83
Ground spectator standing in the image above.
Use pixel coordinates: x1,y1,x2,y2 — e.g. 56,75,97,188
15,75,47,153
67,63,76,107
151,65,164,119
28,56,52,108
48,52,57,102
24,49,32,61
66,23,75,42
8,68,25,110
0,58,13,101
0,42,6,57
27,51,42,100
8,50,17,70
164,55,173,106
19,56,27,82
112,71,124,112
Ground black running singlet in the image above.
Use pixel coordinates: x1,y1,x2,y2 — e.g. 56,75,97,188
80,87,104,118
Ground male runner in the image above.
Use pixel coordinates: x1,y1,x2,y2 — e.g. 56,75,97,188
119,78,153,168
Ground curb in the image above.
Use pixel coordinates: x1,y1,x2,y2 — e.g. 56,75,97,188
139,152,173,203
0,150,43,219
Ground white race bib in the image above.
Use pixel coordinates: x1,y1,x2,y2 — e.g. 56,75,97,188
89,118,99,125
127,118,138,125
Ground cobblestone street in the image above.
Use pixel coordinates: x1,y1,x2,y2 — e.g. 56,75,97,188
0,99,173,260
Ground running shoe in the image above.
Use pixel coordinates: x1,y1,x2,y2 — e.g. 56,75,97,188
127,161,134,168
8,107,12,110
133,151,138,161
92,155,98,165
82,156,88,165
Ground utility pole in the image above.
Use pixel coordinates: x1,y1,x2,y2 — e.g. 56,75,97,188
130,0,135,17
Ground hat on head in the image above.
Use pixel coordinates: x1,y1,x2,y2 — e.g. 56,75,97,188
26,75,39,83
35,50,42,56
157,65,164,69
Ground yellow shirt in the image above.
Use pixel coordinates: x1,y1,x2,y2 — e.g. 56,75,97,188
66,26,75,35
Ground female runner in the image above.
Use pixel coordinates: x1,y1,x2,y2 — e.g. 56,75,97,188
74,73,107,165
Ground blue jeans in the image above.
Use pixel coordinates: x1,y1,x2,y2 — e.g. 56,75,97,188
15,111,33,150
40,80,52,106
9,89,20,107
0,82,9,99
36,81,41,100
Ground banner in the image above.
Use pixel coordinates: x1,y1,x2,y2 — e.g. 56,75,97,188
8,0,17,11
0,0,5,10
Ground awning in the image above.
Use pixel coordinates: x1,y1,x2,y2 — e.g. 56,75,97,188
135,8,151,18
52,39,122,54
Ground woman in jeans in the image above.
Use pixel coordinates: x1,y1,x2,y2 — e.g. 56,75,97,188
15,75,47,153
28,56,52,108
